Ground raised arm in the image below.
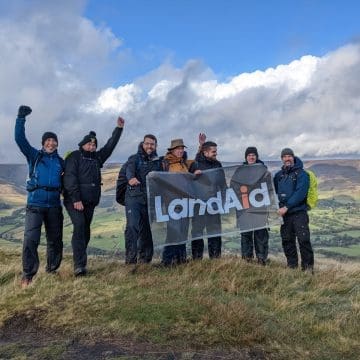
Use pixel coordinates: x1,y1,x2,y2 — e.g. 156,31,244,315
14,105,38,162
97,116,125,165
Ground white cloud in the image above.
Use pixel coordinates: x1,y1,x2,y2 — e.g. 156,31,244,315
86,44,360,160
0,1,359,164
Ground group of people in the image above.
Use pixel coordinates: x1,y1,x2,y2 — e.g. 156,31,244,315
15,105,314,287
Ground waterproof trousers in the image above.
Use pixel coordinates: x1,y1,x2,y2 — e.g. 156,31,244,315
162,217,188,265
66,204,95,271
241,229,269,261
191,213,222,259
22,205,63,280
280,210,314,270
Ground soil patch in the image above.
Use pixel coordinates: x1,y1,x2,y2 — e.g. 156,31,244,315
0,309,267,359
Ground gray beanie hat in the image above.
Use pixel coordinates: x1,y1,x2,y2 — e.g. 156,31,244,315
281,148,295,157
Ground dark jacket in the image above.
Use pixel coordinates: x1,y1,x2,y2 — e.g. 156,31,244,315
189,152,226,199
125,143,163,198
274,156,309,214
189,152,223,172
15,117,63,208
63,127,123,206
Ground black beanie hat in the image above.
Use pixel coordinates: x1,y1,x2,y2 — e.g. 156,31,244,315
245,146,258,159
78,131,97,148
42,131,58,145
281,148,295,157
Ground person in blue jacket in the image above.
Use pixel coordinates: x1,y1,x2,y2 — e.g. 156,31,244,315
274,148,314,271
15,105,64,287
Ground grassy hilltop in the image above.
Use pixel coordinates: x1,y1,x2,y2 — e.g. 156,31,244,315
0,247,359,359
0,159,359,358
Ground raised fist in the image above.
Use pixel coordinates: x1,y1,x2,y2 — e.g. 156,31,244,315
18,105,32,118
117,116,125,128
199,133,206,145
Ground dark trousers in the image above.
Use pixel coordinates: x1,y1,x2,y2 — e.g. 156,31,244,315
241,229,269,261
22,206,63,280
191,214,222,259
162,217,188,265
280,211,314,270
124,196,153,264
66,204,95,270
162,244,187,265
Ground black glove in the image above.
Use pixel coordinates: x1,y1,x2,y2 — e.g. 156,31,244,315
18,105,32,118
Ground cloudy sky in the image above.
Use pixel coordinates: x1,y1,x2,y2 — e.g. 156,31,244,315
1,0,360,163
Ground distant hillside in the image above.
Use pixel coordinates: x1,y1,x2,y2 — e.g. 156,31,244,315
1,159,359,189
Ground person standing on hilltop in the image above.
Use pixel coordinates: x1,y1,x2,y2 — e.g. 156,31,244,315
123,134,164,264
15,105,64,287
63,117,124,276
274,148,314,272
161,134,206,266
238,147,269,265
189,141,226,260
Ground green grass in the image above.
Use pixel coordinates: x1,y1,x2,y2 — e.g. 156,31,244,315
0,247,359,359
320,245,360,257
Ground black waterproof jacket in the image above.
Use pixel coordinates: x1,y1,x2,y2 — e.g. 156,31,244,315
189,152,223,172
125,143,163,198
63,127,123,206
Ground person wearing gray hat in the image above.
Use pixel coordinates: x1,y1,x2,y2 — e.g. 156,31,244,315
274,148,314,272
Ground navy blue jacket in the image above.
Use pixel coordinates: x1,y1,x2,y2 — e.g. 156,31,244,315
15,117,63,208
274,156,309,214
125,143,163,199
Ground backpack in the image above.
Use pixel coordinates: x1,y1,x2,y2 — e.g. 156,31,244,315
290,169,318,210
116,162,128,206
305,169,318,210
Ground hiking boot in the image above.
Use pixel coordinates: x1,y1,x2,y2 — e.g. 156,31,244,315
21,278,32,288
257,258,266,266
74,267,87,277
242,256,253,263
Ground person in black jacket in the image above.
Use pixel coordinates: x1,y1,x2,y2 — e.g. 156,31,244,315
239,147,269,265
124,134,163,264
64,117,124,276
189,141,226,260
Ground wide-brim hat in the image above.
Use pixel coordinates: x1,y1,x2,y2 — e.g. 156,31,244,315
168,138,187,151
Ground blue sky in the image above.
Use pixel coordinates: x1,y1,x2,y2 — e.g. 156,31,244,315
85,0,360,83
1,0,360,162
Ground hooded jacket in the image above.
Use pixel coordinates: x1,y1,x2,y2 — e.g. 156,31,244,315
125,143,163,199
15,117,63,208
274,156,310,214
